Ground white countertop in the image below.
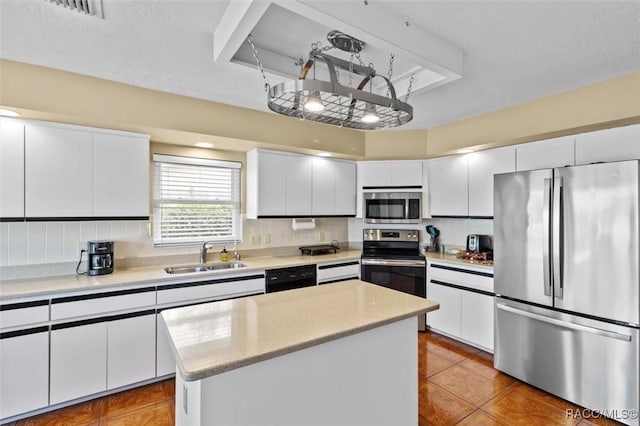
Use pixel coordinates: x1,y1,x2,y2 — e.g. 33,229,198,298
0,250,362,301
160,279,439,381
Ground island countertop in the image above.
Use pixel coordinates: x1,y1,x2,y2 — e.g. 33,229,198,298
161,279,439,381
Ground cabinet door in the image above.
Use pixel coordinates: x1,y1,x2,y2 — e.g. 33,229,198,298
334,160,356,215
461,292,494,352
360,162,392,188
93,132,149,217
0,118,24,219
25,124,93,217
421,161,430,218
50,322,107,404
312,157,335,215
286,155,312,216
426,282,460,336
156,313,175,377
0,329,49,419
428,155,468,216
255,151,286,216
516,136,575,171
468,147,515,217
575,124,640,165
392,161,422,187
107,313,156,389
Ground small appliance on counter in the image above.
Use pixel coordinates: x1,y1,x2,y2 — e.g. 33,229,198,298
87,240,114,276
299,241,340,256
466,234,492,253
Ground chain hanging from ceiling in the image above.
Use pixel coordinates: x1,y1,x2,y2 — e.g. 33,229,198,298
246,31,414,130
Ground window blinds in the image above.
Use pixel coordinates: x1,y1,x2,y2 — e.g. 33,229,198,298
153,154,241,246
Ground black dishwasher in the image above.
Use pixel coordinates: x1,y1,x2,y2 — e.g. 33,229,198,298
265,264,317,293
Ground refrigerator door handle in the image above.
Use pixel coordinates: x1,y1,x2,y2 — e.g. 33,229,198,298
543,178,552,296
552,177,564,299
496,303,631,342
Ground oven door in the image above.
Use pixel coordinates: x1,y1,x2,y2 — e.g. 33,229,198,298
361,258,427,330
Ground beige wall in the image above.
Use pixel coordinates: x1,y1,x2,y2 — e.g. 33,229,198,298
2,59,639,160
0,59,365,158
365,71,640,159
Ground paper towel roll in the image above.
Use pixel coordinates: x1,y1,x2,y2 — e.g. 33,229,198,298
292,218,316,230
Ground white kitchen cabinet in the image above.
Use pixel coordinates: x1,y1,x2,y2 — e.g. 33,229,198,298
427,262,494,352
0,328,49,419
25,123,93,217
156,313,175,377
460,291,494,350
468,147,515,217
333,160,357,215
286,154,313,216
317,260,360,284
359,160,423,188
422,161,430,218
50,321,108,404
426,281,460,337
516,136,575,171
312,158,356,216
0,118,25,219
93,132,149,217
428,155,468,216
575,124,640,165
107,312,156,389
247,149,354,218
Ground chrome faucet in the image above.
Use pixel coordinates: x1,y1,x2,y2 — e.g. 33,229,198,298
200,241,215,264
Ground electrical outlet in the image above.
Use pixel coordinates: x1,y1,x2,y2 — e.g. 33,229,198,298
319,231,325,241
264,233,271,244
251,234,261,245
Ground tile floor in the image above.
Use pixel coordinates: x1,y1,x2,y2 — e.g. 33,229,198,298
6,331,623,426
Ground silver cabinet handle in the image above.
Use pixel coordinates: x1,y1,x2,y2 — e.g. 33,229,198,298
543,178,552,297
497,303,631,342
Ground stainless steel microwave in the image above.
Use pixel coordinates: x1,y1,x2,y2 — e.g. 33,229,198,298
363,192,422,224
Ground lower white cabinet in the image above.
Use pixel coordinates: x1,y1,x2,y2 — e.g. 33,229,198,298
107,312,156,389
460,291,494,350
426,262,495,352
156,313,175,377
426,282,461,337
0,328,49,419
50,321,108,405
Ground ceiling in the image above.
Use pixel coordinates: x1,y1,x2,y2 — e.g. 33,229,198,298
1,0,639,132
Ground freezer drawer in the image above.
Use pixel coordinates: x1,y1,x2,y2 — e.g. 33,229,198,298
495,299,639,426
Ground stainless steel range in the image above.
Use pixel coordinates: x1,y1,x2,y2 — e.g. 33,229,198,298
360,229,427,331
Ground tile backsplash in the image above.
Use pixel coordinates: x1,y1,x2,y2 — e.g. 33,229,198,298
0,217,349,277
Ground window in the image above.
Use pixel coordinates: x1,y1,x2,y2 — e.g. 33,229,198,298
153,154,241,246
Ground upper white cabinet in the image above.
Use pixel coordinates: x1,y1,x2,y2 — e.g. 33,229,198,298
93,132,149,217
247,149,355,218
516,136,575,171
359,160,422,188
313,158,356,216
468,147,515,217
575,124,640,165
25,124,93,217
428,155,468,217
0,118,25,219
19,120,149,219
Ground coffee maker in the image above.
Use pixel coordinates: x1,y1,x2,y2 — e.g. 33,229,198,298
87,240,114,276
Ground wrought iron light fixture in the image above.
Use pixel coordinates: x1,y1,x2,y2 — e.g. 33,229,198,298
247,31,414,130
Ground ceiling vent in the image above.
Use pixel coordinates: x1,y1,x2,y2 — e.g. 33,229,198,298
44,0,104,18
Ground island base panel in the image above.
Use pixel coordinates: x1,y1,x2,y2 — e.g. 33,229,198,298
176,317,418,426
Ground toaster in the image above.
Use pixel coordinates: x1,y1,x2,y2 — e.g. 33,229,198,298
466,234,493,253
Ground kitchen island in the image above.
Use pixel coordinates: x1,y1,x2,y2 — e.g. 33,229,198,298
161,280,438,426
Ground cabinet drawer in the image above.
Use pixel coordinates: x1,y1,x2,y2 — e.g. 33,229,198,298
0,300,49,329
51,287,156,321
157,274,265,305
429,263,493,292
317,261,360,283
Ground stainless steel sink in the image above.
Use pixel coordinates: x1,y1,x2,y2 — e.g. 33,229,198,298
164,262,246,274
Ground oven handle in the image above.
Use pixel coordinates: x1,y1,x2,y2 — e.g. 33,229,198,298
361,258,426,267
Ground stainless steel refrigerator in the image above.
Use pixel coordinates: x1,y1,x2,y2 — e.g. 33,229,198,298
494,160,639,425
